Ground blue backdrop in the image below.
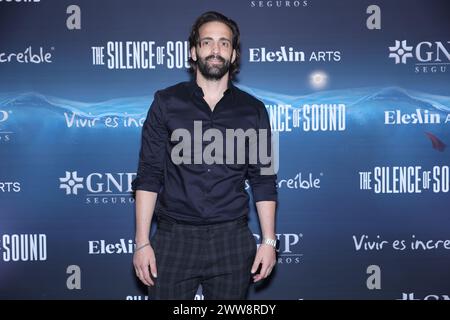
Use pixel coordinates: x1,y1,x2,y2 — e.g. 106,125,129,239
0,0,449,300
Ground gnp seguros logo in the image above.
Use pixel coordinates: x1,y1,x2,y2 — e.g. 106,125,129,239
0,109,13,142
252,232,304,264
59,170,136,205
389,40,450,73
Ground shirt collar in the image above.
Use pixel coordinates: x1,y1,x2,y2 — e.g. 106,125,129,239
188,79,236,101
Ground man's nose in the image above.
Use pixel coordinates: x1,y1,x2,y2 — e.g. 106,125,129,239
212,41,220,54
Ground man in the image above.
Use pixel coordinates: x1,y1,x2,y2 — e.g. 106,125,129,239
132,11,278,300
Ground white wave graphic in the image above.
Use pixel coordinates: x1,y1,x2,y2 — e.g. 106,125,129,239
1,86,449,119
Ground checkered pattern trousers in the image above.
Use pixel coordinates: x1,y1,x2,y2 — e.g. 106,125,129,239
148,214,257,300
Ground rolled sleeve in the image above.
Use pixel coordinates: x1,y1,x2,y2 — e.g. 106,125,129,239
131,91,167,193
246,102,278,202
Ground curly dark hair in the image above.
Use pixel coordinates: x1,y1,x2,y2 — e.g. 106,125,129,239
188,11,241,78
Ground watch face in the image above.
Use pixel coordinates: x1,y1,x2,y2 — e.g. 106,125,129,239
263,238,277,248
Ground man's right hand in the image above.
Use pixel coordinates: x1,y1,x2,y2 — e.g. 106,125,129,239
133,244,158,286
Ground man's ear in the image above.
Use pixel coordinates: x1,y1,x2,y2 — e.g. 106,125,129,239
190,47,197,62
231,49,236,64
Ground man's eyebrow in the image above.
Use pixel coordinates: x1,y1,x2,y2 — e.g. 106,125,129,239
199,36,231,42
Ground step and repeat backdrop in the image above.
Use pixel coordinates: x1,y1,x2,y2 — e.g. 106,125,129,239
1,0,449,300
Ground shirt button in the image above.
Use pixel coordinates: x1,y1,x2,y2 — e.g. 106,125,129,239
207,169,211,172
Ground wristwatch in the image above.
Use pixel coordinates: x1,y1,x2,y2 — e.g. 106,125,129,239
262,238,277,249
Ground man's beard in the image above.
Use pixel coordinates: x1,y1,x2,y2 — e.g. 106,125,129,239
196,54,231,80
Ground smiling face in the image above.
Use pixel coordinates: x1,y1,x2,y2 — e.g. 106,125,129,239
191,21,236,81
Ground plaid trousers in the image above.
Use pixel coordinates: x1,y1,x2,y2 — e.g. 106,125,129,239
148,214,257,300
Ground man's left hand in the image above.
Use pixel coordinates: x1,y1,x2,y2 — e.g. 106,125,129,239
251,244,276,282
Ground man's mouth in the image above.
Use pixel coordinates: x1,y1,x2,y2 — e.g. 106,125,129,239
207,56,224,63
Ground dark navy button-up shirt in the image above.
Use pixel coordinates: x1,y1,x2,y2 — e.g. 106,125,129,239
131,80,277,224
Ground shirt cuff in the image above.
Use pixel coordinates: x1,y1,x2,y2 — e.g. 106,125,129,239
131,177,162,193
